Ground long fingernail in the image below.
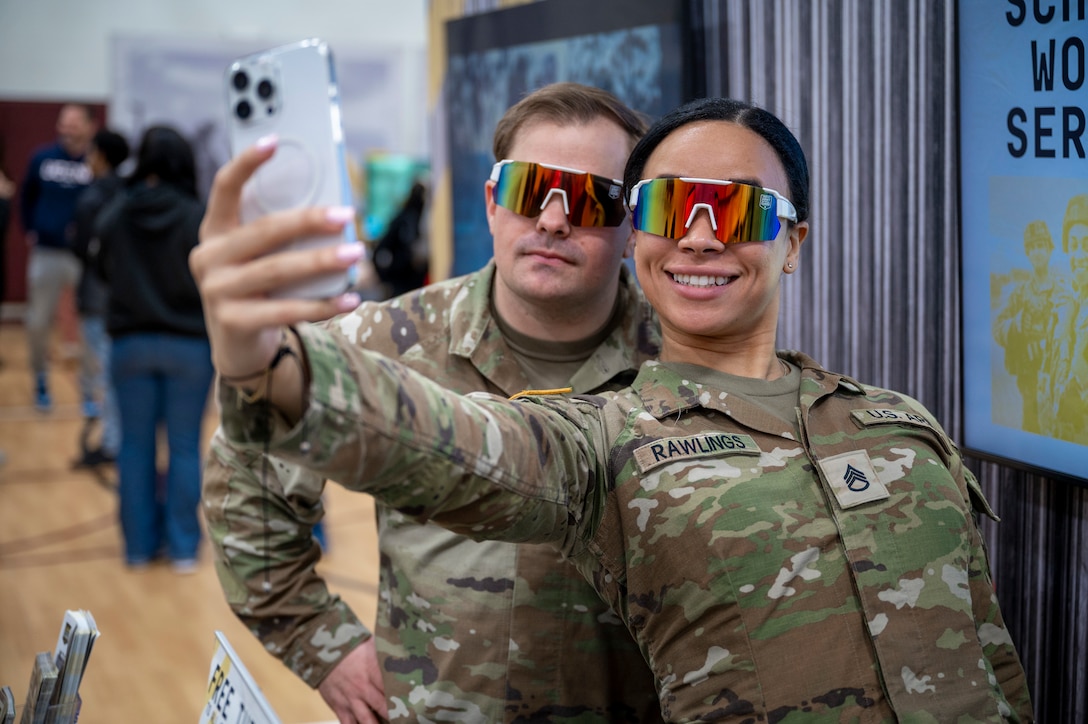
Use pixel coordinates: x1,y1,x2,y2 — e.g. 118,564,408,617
335,293,361,311
326,206,355,224
336,243,365,262
255,134,278,150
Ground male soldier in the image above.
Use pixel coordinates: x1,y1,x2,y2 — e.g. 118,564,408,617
1045,194,1088,443
992,219,1059,433
200,83,664,723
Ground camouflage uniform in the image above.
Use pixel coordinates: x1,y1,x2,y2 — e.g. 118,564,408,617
203,261,666,722
218,331,1034,723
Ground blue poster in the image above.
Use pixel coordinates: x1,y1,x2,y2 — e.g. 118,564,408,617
958,0,1087,481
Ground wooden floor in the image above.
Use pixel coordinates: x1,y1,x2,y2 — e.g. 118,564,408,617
0,320,380,723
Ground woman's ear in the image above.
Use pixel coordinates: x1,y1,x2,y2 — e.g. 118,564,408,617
783,221,808,273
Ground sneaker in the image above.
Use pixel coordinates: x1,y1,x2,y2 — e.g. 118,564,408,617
171,558,199,575
82,398,101,419
126,557,154,572
74,447,116,468
34,376,52,413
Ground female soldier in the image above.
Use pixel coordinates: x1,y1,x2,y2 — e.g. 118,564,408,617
194,98,1033,722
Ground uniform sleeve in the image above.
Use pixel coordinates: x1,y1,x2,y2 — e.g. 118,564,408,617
217,322,605,557
202,427,372,688
956,459,1035,722
892,394,1034,720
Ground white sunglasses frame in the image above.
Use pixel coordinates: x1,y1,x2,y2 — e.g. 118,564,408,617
628,176,798,236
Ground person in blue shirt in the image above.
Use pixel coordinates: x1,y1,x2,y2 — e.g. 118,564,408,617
20,103,97,412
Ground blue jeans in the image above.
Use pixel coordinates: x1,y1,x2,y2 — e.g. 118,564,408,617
110,333,214,564
80,315,120,455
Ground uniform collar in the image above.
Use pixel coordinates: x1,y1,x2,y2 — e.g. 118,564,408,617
448,261,661,395
633,351,866,431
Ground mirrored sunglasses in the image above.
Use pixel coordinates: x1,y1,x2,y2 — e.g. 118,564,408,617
628,177,798,243
490,160,627,228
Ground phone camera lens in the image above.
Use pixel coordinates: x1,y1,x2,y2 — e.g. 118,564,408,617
256,79,274,100
231,70,249,91
235,100,252,120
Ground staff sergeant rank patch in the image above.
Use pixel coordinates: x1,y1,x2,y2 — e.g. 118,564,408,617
634,433,761,474
818,450,890,509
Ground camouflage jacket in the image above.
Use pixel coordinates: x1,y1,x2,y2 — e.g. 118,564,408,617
204,261,665,722
219,336,1034,724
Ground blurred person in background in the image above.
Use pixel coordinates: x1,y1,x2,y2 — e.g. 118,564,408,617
371,180,429,298
1,154,13,464
1,158,16,367
95,125,212,573
20,103,97,411
0,158,10,468
72,129,130,466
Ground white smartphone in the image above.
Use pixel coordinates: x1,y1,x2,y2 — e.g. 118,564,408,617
225,38,361,299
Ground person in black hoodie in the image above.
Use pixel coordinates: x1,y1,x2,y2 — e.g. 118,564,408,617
95,125,212,572
72,129,129,464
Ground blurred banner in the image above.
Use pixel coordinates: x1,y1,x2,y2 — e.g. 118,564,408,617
109,35,426,201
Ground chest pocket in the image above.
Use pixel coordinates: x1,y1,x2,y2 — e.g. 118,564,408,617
841,408,974,513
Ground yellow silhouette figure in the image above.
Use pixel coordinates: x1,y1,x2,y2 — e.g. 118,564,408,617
1044,194,1088,444
993,219,1059,434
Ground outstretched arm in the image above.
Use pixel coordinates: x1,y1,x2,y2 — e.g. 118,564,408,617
216,318,606,556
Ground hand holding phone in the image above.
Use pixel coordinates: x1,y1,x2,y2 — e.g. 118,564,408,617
225,38,361,299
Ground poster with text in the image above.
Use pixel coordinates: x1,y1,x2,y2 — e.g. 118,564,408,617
958,0,1087,482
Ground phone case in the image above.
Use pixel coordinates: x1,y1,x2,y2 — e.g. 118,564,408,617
225,38,360,299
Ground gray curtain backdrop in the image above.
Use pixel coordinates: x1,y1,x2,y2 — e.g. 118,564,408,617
448,1,1088,720
692,2,1087,722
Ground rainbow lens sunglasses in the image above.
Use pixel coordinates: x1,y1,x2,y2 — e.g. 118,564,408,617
489,160,627,227
628,177,798,243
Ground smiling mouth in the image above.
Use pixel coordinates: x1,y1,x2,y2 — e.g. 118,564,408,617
670,272,733,288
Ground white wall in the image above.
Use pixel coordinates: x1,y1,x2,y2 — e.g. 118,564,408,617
0,0,428,100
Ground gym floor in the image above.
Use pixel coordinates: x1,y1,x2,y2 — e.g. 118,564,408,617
0,320,379,723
